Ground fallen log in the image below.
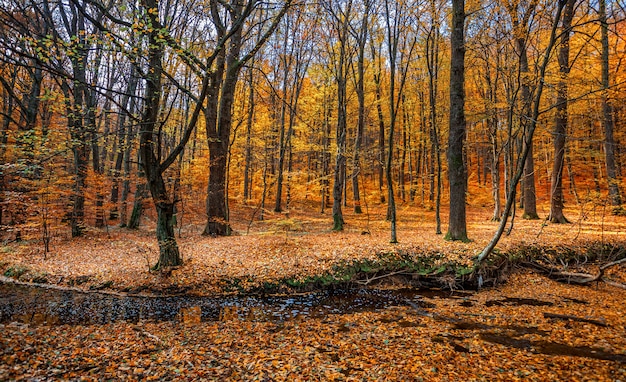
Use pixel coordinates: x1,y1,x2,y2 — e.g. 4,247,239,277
521,256,626,289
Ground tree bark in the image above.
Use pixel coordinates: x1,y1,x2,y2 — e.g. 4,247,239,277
600,0,622,208
140,0,181,268
549,0,575,224
446,0,468,242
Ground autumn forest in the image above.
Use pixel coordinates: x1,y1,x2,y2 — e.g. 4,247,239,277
1,0,626,380
0,0,624,262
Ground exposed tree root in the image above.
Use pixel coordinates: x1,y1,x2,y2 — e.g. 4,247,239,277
522,255,626,289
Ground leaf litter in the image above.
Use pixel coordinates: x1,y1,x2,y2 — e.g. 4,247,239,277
0,206,625,380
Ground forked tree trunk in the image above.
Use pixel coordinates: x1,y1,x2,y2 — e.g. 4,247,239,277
140,0,181,269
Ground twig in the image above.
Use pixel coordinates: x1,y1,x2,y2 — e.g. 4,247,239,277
132,325,166,346
353,270,409,285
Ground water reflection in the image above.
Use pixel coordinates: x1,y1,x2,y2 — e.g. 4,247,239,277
0,283,438,325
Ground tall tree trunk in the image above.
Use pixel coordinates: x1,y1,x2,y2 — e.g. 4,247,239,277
243,67,255,201
371,43,386,204
549,0,575,223
517,21,539,219
600,0,622,208
426,13,442,233
110,69,138,219
352,3,369,214
140,0,181,268
446,0,468,242
332,73,347,231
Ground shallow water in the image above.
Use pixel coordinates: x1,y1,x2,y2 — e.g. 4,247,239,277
2,282,623,363
0,282,452,325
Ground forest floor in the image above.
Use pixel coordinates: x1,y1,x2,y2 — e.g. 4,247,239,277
1,203,626,380
1,202,625,295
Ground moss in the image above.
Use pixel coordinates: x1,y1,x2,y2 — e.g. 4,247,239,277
4,265,29,279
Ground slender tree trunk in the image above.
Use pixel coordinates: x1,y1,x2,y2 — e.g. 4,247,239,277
332,75,347,231
549,0,574,223
110,70,138,219
519,33,539,219
600,0,622,208
352,5,369,214
426,18,442,233
446,0,468,241
243,68,255,201
371,44,386,204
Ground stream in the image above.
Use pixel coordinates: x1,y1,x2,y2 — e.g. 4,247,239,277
0,282,455,325
2,281,625,363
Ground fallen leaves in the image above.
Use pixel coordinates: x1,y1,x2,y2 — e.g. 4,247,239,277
0,205,625,380
1,272,625,381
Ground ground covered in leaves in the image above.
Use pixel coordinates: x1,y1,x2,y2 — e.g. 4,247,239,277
1,271,625,381
1,205,625,380
1,205,625,294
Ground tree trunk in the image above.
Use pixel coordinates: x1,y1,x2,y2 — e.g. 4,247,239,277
446,0,468,242
140,0,181,269
371,43,386,204
518,28,539,220
332,76,347,231
204,141,231,236
549,0,574,224
352,4,369,214
600,0,622,208
243,68,255,201
426,13,442,233
110,69,138,219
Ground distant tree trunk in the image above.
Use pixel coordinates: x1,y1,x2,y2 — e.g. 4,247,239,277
321,93,332,213
60,80,89,238
110,68,138,219
371,43,386,204
549,0,574,224
518,24,539,220
446,0,468,242
127,180,146,229
351,2,370,214
332,68,347,231
382,0,416,242
274,91,288,212
243,67,255,201
425,11,442,233
600,0,622,208
120,120,137,227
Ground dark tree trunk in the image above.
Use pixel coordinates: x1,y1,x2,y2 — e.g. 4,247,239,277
352,2,370,214
600,0,622,208
332,75,347,231
140,0,181,268
518,28,539,220
110,69,138,219
203,53,242,235
371,43,386,204
204,140,231,236
426,12,442,233
549,0,574,224
446,0,468,242
243,68,255,201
